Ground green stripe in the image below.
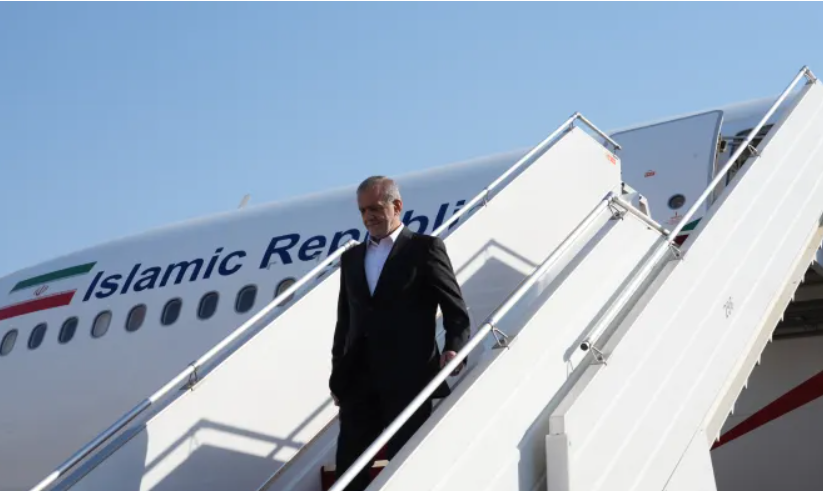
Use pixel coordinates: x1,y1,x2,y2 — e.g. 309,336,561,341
679,218,701,233
12,262,97,292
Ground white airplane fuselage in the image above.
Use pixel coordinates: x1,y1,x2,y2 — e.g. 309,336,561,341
0,93,808,490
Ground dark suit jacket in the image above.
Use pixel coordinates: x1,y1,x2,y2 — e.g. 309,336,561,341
329,226,471,402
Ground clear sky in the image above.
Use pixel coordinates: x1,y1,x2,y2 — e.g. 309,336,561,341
2,2,823,277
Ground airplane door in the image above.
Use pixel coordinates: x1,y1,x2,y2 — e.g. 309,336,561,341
608,110,724,231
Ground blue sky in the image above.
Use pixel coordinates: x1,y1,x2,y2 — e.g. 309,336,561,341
2,2,823,277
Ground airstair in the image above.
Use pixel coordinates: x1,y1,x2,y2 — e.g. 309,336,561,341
32,109,627,490
34,66,823,492
542,68,823,491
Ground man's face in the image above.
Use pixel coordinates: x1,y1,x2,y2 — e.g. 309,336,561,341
357,186,402,239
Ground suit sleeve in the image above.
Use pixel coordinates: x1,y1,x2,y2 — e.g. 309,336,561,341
426,237,471,353
330,258,350,376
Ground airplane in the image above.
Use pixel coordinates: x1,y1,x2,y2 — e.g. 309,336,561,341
2,87,821,491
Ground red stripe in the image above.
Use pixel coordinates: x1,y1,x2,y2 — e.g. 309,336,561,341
0,291,76,321
712,368,823,450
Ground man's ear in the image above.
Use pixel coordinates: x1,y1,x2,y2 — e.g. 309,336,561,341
393,199,403,215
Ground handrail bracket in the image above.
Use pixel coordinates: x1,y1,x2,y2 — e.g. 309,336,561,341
491,325,510,350
747,143,761,158
668,241,684,260
590,345,608,365
608,200,626,221
183,363,199,391
804,66,818,84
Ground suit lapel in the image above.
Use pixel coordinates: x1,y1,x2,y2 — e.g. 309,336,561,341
372,226,413,302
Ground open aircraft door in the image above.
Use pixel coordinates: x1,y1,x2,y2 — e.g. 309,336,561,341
607,110,724,244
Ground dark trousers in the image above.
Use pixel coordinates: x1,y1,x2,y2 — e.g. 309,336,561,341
335,384,433,491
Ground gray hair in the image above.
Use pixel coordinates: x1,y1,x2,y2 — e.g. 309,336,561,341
357,176,402,203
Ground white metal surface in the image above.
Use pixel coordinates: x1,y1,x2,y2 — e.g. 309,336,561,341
662,430,716,491
547,73,823,490
53,120,621,491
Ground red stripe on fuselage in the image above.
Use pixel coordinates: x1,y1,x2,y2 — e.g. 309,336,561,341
0,291,76,321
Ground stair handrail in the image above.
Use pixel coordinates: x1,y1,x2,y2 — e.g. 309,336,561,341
331,67,820,492
431,112,619,239
328,190,630,491
670,65,817,242
31,239,359,491
32,111,617,492
577,66,819,363
256,112,618,491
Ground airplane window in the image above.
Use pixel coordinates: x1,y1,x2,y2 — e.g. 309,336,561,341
235,285,257,314
28,323,47,350
162,298,183,326
92,311,112,338
198,292,219,320
0,329,18,356
276,278,297,307
59,317,78,344
126,304,147,332
668,194,686,210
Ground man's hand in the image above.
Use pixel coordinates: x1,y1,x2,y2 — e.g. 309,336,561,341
440,350,463,376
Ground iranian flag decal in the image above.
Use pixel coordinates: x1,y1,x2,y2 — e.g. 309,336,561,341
0,262,96,321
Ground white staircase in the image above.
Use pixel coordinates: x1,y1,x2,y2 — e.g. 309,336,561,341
325,190,667,492
33,113,624,491
543,67,823,491
319,67,823,491
263,123,656,492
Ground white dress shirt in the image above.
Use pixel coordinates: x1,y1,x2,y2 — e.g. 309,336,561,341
365,223,404,295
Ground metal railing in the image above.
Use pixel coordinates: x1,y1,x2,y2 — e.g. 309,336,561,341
33,111,618,492
431,112,620,239
612,195,670,236
330,192,618,491
331,66,820,491
255,111,619,491
671,65,816,242
577,65,818,362
31,239,360,492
